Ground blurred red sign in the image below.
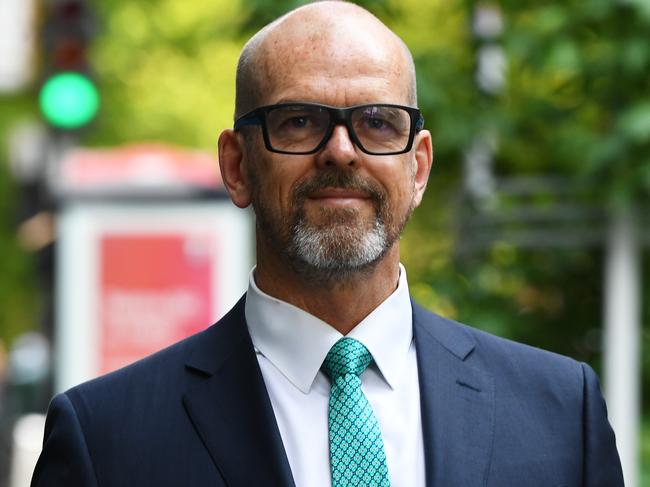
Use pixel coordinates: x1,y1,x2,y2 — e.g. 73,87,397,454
58,143,223,194
99,233,216,373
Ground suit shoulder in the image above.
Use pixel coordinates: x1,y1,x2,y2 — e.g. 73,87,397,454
412,301,584,380
67,295,248,406
67,325,208,402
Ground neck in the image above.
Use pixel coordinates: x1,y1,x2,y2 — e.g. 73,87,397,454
254,243,401,335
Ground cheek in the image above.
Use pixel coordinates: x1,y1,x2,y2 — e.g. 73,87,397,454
257,159,312,214
373,158,416,208
249,158,283,211
257,173,287,213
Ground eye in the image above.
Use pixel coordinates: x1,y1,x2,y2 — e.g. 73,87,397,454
267,105,329,136
288,116,310,128
366,117,389,130
353,107,411,139
360,114,395,133
277,113,316,131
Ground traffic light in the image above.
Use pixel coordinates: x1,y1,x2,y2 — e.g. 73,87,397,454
39,0,99,130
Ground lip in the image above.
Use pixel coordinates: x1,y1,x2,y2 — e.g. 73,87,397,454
308,187,372,200
306,187,372,208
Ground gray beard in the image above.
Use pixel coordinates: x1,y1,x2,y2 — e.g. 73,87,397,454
287,207,390,282
251,167,411,284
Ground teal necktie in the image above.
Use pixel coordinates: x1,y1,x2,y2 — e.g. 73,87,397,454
322,337,390,487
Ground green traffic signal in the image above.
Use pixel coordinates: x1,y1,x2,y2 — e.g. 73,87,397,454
39,72,100,129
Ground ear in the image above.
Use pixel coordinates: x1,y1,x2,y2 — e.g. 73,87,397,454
411,129,433,208
218,129,252,208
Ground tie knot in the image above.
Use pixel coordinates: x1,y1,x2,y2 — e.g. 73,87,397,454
322,337,372,381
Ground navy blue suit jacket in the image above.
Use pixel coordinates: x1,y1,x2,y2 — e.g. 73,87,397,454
32,296,623,486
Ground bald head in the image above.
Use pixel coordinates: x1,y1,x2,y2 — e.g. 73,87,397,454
234,1,417,120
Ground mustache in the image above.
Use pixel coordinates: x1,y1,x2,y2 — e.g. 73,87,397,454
292,169,386,205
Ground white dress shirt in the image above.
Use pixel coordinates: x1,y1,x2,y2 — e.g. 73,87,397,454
245,264,425,487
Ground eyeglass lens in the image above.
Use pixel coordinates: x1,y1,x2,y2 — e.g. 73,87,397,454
265,105,412,154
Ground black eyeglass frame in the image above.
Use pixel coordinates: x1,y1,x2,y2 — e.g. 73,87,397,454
234,102,425,156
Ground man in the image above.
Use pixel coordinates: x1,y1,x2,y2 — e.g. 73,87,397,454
32,2,623,486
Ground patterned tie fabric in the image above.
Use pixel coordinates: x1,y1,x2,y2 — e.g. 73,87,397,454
322,337,390,487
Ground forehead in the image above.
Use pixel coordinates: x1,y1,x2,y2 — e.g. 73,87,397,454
256,14,412,106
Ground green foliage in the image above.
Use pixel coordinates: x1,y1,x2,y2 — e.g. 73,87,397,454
87,0,245,148
239,0,395,31
498,0,650,204
391,0,478,153
0,95,39,346
387,0,650,204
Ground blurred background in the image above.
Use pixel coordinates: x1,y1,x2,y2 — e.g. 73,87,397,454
0,0,649,485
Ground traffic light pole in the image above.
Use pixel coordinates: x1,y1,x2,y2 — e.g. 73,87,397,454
604,207,641,487
39,0,99,131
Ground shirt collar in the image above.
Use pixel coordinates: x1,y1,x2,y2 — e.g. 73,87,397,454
245,264,413,393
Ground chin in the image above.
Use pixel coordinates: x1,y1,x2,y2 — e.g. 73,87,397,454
286,216,391,283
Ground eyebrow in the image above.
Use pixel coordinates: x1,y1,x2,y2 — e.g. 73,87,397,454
273,98,324,105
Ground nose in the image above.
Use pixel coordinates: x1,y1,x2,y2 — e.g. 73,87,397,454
316,125,357,168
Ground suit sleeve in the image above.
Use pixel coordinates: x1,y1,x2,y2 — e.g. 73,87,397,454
31,393,99,487
581,363,624,486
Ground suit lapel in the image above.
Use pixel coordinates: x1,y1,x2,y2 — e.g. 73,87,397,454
413,303,495,486
182,296,295,487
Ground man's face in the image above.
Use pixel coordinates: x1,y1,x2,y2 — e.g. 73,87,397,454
241,19,428,282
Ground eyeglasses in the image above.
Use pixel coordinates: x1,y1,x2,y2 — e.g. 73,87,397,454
234,102,424,155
